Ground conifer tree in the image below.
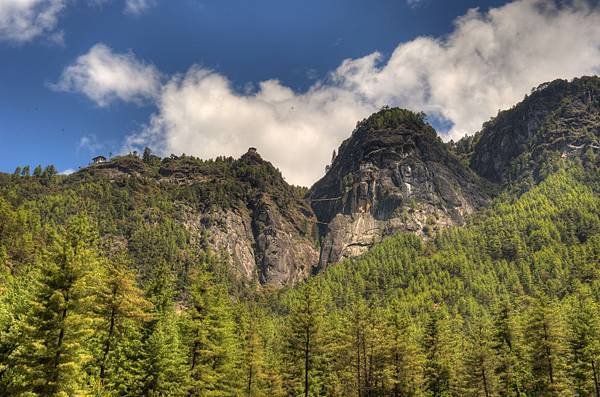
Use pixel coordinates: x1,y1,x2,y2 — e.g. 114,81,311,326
492,301,525,396
386,307,425,397
142,312,190,397
423,306,452,397
566,289,600,397
283,282,325,397
463,315,496,397
7,216,103,395
185,265,241,396
92,251,153,392
525,296,572,396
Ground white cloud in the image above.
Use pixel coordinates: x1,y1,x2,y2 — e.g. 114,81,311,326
124,0,155,15
53,43,161,106
78,134,103,152
59,168,75,175
406,0,425,9
331,0,600,140
0,1,155,44
125,68,371,186
124,0,600,186
0,0,66,43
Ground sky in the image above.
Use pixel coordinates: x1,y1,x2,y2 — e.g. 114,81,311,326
0,0,599,186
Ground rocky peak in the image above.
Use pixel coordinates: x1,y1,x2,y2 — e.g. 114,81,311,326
72,150,319,287
309,108,489,268
470,76,600,189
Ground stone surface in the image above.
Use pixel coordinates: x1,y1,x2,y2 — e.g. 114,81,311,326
308,109,489,268
470,76,600,187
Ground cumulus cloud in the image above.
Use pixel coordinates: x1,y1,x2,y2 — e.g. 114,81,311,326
56,0,594,186
53,43,161,106
406,0,425,9
78,134,103,152
124,0,155,15
332,0,600,140
0,0,66,43
125,68,371,186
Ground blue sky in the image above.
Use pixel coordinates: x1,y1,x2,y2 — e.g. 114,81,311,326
0,0,599,185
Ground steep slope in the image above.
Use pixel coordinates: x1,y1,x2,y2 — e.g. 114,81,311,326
29,149,320,287
308,108,490,268
469,76,600,189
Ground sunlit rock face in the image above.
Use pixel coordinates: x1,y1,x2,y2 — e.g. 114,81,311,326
81,148,320,287
470,76,600,189
309,108,489,268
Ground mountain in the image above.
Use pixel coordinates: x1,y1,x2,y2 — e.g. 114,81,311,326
18,149,320,287
2,77,600,396
2,77,598,289
308,108,490,268
469,76,600,189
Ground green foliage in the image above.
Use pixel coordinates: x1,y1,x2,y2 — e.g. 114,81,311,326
0,164,598,396
359,106,427,131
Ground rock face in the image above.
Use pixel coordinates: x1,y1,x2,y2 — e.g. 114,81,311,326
470,76,600,187
81,149,320,287
73,77,599,285
309,108,489,268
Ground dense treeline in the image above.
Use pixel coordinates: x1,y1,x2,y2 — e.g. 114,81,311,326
0,166,599,396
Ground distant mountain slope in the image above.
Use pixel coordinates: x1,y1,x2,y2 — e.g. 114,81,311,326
469,76,600,189
3,150,319,287
308,108,490,268
2,77,598,285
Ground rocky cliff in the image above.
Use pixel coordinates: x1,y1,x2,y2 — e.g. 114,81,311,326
78,149,319,287
33,77,600,286
469,76,600,189
308,108,490,268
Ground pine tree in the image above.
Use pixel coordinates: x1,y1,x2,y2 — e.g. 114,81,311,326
423,306,452,397
492,301,525,397
185,265,241,396
7,216,103,395
386,307,425,397
33,165,42,177
463,315,496,397
283,282,325,397
142,312,190,397
525,296,572,396
139,233,190,396
92,252,153,393
566,289,600,397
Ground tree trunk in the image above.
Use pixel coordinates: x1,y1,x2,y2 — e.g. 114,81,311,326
481,361,490,397
304,325,310,397
191,340,200,370
357,329,362,397
100,287,118,381
592,360,600,397
48,297,69,392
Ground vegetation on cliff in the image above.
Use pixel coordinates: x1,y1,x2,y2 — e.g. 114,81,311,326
1,164,599,396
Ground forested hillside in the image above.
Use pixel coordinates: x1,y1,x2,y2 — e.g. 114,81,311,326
1,164,598,396
0,77,599,396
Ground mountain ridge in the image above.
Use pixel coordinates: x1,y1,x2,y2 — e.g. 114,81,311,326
2,75,598,287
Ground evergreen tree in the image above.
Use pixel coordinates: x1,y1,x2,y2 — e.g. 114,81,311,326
283,282,325,397
7,216,103,395
92,252,153,393
525,297,572,396
33,165,43,177
566,288,600,397
463,315,496,397
492,301,525,396
142,312,190,397
185,265,241,396
386,306,425,397
423,306,452,397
